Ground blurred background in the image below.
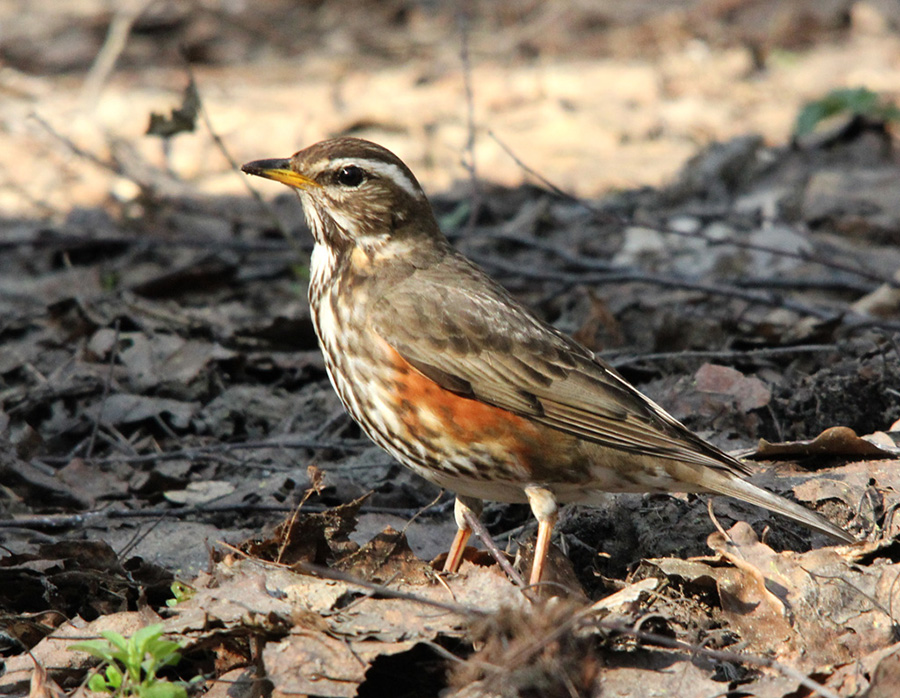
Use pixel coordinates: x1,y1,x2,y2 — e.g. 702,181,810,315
3,0,900,217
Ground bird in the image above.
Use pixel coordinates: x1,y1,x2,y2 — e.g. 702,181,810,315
241,137,853,586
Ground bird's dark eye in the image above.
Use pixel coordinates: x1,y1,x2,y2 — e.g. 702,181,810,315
335,165,365,187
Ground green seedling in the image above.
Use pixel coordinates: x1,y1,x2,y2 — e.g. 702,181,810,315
166,581,196,607
794,87,900,137
71,624,187,698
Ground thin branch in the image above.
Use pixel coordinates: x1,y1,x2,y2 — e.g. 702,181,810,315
457,9,482,237
30,112,121,175
473,254,900,331
35,437,369,467
86,319,121,460
451,227,616,272
604,344,840,368
462,508,526,588
0,502,432,531
0,230,290,254
735,276,875,293
30,112,186,199
294,560,485,617
81,0,152,108
465,599,842,698
187,64,291,241
457,228,877,296
471,255,838,318
116,508,169,559
217,547,485,618
487,129,591,206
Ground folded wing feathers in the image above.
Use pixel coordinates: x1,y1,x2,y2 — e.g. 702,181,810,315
375,264,746,474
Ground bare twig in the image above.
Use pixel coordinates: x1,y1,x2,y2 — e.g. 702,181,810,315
487,129,591,206
186,65,291,241
81,0,152,108
461,508,527,588
401,489,448,534
603,343,839,368
117,509,169,559
457,9,482,237
294,560,484,617
802,566,900,628
0,502,431,531
35,436,369,468
86,319,121,461
30,112,186,198
473,254,900,331
0,230,291,255
735,276,874,293
707,499,729,538
216,545,485,618
452,227,616,271
470,255,839,318
29,112,120,174
458,228,877,297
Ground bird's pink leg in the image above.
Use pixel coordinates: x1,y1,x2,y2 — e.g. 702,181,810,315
525,485,559,586
443,495,483,573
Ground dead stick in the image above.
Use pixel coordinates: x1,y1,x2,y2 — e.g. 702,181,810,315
462,508,527,588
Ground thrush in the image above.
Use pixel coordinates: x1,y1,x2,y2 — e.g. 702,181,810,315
242,137,852,586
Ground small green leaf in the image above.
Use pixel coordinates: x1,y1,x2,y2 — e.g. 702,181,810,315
150,641,182,660
70,640,115,662
87,673,112,693
132,624,163,648
794,87,900,137
166,581,195,607
105,664,123,689
141,682,188,698
794,103,828,138
100,631,129,653
101,271,120,291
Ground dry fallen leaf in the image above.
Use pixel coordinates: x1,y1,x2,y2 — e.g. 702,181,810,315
242,494,369,566
695,363,771,412
333,525,433,584
28,660,65,698
850,267,900,318
755,425,898,459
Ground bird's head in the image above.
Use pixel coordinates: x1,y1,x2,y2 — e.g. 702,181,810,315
242,137,443,258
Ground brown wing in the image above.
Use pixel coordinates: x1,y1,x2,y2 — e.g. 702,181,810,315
370,253,751,476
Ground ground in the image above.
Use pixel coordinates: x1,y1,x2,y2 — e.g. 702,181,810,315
1,1,900,697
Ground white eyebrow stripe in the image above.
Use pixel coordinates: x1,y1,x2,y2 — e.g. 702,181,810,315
328,157,422,199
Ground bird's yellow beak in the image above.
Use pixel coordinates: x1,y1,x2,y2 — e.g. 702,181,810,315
241,158,320,189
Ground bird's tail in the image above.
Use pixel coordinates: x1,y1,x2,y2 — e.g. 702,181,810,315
693,466,854,543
